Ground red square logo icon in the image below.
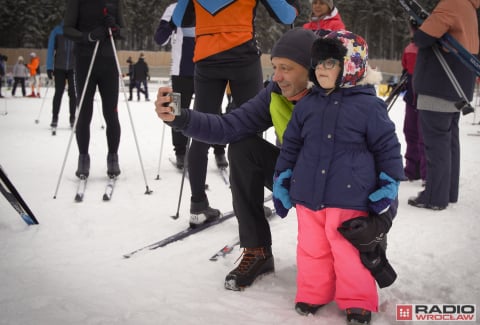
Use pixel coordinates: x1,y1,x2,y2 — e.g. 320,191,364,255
397,305,413,321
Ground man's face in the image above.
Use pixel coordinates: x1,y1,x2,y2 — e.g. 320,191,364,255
271,57,309,99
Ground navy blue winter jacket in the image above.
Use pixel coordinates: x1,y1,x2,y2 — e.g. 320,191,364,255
413,29,476,102
275,86,404,212
170,81,286,144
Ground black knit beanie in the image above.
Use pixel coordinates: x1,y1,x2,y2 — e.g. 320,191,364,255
271,28,317,69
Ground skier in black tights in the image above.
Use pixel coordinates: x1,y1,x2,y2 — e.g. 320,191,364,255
64,0,126,178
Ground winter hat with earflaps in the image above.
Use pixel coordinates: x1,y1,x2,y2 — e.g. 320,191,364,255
310,30,368,88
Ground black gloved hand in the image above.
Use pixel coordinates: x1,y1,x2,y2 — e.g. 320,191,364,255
47,70,53,80
104,14,116,28
104,14,121,38
360,244,397,288
337,210,393,253
86,26,107,42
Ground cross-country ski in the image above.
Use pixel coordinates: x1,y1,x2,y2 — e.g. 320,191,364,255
102,176,117,201
0,165,39,225
74,176,87,202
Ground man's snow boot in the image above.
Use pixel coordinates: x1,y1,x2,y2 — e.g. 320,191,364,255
224,246,274,291
107,153,121,177
189,199,221,228
75,154,90,178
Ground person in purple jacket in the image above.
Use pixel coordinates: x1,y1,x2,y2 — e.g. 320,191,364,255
273,31,404,323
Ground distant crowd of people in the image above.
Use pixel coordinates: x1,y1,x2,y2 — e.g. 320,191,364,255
0,51,43,98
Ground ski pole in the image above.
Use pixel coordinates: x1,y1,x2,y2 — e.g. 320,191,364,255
34,79,51,124
155,122,166,180
432,44,474,115
53,40,100,199
171,137,190,220
107,26,152,194
1,96,6,116
385,74,407,112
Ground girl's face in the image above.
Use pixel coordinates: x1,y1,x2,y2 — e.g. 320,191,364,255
314,58,341,90
311,0,331,18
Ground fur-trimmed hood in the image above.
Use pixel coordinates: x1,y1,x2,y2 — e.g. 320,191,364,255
310,30,381,88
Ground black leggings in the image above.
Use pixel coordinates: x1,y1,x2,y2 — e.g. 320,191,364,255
75,55,120,155
12,77,26,96
52,69,76,122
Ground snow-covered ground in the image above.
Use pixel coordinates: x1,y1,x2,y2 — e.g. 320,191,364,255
1,80,479,325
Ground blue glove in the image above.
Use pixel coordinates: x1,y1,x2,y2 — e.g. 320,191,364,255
273,169,292,218
368,172,399,215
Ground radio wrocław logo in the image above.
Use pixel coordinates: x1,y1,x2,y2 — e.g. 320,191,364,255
396,304,476,322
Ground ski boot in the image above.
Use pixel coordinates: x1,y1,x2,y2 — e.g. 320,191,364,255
215,154,229,169
175,154,185,169
189,199,221,228
107,153,121,177
75,154,90,178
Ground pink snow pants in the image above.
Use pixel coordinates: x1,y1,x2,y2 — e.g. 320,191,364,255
295,205,378,312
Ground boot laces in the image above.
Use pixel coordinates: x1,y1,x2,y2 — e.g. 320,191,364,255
233,247,266,274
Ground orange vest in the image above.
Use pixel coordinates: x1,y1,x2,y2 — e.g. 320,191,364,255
27,57,39,76
193,0,257,62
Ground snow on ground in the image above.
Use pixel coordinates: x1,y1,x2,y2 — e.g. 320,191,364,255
1,81,480,325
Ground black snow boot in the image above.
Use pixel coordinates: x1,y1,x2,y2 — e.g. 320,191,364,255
295,302,325,316
346,308,372,324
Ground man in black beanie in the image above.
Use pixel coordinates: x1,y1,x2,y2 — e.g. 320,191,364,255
155,28,317,291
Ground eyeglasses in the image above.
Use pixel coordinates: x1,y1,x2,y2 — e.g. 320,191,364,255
312,58,340,70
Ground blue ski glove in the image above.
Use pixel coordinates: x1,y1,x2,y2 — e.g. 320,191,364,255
368,172,399,215
273,169,293,218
